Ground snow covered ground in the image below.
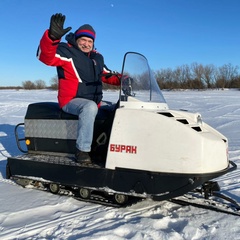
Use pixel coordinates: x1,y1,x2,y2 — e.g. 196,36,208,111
0,89,239,240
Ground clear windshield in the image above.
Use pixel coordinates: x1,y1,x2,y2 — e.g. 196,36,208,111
120,52,166,104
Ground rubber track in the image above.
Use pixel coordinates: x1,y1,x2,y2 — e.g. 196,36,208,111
11,176,141,208
74,195,141,208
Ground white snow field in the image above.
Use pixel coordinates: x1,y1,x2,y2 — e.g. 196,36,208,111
0,89,239,240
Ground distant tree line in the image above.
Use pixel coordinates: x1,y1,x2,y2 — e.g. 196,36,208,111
155,63,240,89
21,77,58,90
22,80,46,89
1,63,239,90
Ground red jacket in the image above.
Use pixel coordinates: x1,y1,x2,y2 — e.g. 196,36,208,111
37,30,120,108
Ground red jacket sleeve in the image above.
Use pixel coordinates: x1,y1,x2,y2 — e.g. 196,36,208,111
101,67,121,86
37,30,62,66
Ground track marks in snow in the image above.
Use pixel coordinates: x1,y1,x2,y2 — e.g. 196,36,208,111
0,142,10,160
70,201,186,240
0,196,101,239
0,102,27,124
0,193,188,240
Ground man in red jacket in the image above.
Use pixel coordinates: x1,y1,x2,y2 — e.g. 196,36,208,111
37,13,120,164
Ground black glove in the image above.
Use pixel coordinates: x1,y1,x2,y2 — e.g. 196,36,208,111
49,13,72,40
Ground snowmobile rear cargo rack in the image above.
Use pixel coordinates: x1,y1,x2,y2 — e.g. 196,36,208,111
15,123,27,153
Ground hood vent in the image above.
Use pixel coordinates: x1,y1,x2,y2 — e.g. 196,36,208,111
158,112,174,117
177,119,189,124
158,111,202,132
192,126,202,132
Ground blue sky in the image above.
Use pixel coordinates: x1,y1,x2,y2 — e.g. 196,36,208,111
1,0,240,86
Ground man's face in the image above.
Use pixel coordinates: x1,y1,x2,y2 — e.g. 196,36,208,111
76,36,94,53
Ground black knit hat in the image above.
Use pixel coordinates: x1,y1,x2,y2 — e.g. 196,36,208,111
75,24,96,41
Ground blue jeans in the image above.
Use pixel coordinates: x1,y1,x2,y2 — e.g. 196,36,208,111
62,98,98,152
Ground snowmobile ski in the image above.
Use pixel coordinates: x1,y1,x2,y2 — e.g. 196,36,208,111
170,182,240,217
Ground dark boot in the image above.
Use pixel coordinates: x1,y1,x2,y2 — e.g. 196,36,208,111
75,150,91,164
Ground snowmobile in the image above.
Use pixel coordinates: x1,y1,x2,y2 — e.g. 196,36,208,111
6,52,237,206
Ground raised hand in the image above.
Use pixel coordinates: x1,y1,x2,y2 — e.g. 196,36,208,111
49,13,72,40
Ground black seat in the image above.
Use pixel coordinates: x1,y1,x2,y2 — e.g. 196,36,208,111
25,102,116,121
25,102,76,119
